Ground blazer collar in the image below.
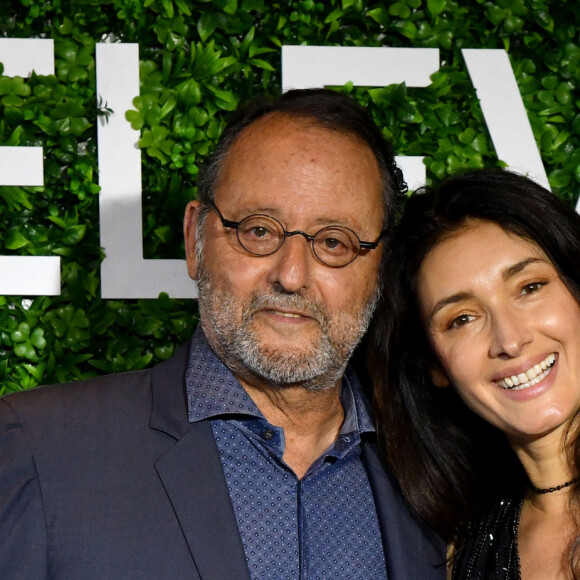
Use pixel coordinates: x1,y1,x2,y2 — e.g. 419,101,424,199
155,421,251,580
149,341,251,579
150,340,194,439
363,440,446,580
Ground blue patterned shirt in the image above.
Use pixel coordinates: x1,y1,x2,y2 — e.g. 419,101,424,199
185,327,387,580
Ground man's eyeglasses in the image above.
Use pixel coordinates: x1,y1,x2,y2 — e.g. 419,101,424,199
208,200,386,268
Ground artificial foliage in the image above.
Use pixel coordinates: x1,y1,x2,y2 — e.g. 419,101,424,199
0,0,578,392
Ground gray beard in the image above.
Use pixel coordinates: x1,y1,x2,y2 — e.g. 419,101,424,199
196,260,379,392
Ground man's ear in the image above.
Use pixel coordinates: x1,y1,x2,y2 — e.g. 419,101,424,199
429,363,450,388
184,200,202,280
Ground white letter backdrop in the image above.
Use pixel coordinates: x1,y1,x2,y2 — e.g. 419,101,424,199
0,41,559,298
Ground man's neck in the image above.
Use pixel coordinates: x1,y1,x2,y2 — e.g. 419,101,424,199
239,378,345,479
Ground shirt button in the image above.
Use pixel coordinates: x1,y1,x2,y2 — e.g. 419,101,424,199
263,429,274,440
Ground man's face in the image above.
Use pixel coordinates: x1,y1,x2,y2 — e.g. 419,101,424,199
184,113,385,391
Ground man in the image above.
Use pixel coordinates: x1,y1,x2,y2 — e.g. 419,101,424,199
0,89,444,578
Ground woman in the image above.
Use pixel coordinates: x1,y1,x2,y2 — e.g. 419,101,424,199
370,168,580,579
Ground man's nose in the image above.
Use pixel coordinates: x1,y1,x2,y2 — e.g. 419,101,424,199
488,309,533,359
267,235,312,293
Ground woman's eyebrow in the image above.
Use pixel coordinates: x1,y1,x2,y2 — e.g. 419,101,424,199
430,292,472,319
502,257,545,281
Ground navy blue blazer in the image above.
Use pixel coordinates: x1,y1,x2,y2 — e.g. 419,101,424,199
0,343,445,579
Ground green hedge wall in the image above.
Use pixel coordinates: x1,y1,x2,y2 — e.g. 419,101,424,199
1,0,578,393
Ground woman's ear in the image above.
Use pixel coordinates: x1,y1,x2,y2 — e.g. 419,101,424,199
430,363,450,388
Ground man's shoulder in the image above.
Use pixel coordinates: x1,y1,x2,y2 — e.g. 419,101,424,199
0,369,151,440
0,341,191,428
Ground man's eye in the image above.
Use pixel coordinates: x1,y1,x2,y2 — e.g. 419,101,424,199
240,223,276,241
316,230,353,255
323,237,345,251
250,226,270,238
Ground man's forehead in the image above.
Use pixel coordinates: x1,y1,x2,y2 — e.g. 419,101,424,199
235,111,325,141
212,111,385,232
229,112,373,159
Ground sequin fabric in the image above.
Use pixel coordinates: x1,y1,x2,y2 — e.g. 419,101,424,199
185,327,388,580
452,495,522,580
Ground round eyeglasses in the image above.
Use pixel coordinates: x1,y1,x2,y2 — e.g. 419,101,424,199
208,200,386,268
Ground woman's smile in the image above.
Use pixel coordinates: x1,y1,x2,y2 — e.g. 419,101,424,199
495,352,556,390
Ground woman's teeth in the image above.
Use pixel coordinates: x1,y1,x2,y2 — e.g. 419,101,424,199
498,353,556,390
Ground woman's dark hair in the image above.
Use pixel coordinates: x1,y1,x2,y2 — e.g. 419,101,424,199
369,168,580,543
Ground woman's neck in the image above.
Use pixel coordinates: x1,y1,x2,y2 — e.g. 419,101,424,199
510,423,576,495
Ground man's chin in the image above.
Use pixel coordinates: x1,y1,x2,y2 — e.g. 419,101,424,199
245,357,344,392
250,323,323,351
239,337,346,388
251,342,322,368
250,315,321,340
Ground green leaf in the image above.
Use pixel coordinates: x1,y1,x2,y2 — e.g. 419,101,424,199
5,125,23,145
427,0,445,18
0,76,31,97
197,13,216,42
458,127,476,145
174,0,192,15
2,94,23,107
159,95,177,119
533,9,554,32
0,186,33,210
389,2,411,19
60,225,87,246
30,327,46,349
14,342,36,360
11,322,31,343
399,20,417,40
215,0,238,15
5,230,30,250
248,58,275,71
177,79,202,106
486,6,506,26
325,8,346,23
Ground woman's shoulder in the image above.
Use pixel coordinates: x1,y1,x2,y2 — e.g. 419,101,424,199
452,494,523,580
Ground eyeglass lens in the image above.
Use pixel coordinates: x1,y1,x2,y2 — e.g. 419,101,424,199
236,215,360,267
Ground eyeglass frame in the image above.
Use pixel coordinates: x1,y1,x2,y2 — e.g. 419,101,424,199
206,199,387,268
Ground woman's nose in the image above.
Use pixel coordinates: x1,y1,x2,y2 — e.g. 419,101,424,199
488,309,533,359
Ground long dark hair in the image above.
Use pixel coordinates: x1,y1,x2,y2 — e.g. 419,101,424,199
369,168,580,543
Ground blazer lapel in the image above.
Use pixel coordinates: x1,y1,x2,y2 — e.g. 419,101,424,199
149,343,251,580
155,421,251,580
363,440,446,580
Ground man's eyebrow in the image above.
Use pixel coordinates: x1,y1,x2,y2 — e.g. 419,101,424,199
313,216,358,228
237,207,360,230
502,257,545,280
430,292,472,319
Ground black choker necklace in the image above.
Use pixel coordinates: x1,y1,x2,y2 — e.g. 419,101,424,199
530,478,578,494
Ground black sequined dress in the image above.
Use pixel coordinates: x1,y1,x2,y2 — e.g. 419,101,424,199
452,495,523,580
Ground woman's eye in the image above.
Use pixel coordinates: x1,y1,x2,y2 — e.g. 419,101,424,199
448,314,474,329
521,281,546,295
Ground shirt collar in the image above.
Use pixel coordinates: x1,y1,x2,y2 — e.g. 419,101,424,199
185,326,262,422
185,326,375,436
341,366,375,435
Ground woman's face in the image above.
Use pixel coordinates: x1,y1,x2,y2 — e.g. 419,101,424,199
417,219,580,445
